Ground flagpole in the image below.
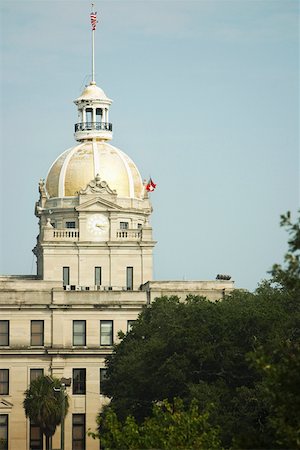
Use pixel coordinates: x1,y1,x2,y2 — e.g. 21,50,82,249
91,3,95,84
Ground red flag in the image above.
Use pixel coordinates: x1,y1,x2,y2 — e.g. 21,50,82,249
146,178,157,192
90,11,98,30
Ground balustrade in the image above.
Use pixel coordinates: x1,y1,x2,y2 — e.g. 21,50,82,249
74,122,112,132
116,229,141,240
44,228,79,241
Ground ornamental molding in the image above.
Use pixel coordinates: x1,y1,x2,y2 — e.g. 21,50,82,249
78,174,117,196
0,398,13,411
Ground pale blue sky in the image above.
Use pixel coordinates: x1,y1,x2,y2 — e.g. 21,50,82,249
0,0,299,290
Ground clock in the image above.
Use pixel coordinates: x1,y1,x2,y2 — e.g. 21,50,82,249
87,214,109,239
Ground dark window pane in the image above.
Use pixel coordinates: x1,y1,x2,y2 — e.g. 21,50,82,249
100,368,108,394
31,321,44,346
126,267,133,290
0,414,8,450
0,370,9,395
73,321,86,346
30,420,43,450
72,414,85,450
0,321,9,346
63,267,70,286
100,321,113,346
73,369,86,395
95,267,102,286
127,320,135,332
66,221,76,228
30,369,44,383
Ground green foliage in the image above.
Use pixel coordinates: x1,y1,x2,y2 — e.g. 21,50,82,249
90,398,222,449
23,376,69,450
270,211,300,294
254,341,300,448
97,211,300,448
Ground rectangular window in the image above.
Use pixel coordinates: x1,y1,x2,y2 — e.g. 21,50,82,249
0,370,9,395
30,420,43,450
73,369,86,395
63,266,70,286
120,221,129,230
100,321,113,346
127,320,135,333
126,266,133,290
0,321,9,346
95,267,102,286
73,321,86,346
66,221,76,229
100,368,108,395
31,321,44,346
0,415,8,450
30,369,44,383
72,414,86,450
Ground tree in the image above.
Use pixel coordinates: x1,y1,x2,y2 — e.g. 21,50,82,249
90,398,222,450
23,376,69,450
255,341,300,448
270,210,300,294
97,211,300,448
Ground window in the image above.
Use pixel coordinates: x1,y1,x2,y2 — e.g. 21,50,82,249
126,267,133,291
73,369,86,395
72,414,85,450
31,321,44,346
66,221,76,229
127,320,135,333
63,267,70,286
0,321,9,346
0,415,8,450
120,221,129,230
0,370,9,395
73,321,86,346
95,267,102,286
30,369,44,383
86,108,92,124
100,368,108,395
96,108,102,123
100,321,113,346
30,420,43,450
137,223,143,229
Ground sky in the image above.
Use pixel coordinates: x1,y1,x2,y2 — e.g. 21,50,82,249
0,0,299,291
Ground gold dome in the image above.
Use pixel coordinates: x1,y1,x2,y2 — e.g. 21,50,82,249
46,142,144,198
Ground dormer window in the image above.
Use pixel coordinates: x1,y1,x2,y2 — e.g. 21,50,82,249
120,222,129,230
66,221,76,229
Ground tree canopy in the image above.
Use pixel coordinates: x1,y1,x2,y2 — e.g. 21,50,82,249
98,211,300,449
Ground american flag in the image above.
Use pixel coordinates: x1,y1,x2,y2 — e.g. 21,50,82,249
90,11,97,31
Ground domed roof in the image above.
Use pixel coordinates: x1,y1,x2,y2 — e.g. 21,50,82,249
75,83,110,102
46,142,144,199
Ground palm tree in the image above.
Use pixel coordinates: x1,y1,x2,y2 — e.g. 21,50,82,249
23,376,69,450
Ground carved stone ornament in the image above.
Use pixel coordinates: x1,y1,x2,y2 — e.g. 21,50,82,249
79,174,117,196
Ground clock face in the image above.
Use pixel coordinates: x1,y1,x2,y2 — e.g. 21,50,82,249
87,214,109,239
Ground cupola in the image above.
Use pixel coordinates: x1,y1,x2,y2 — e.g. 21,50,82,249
74,82,113,141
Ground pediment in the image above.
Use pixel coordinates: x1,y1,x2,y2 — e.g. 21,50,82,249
0,398,13,411
76,196,123,212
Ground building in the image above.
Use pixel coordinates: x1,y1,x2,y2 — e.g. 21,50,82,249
0,15,234,450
